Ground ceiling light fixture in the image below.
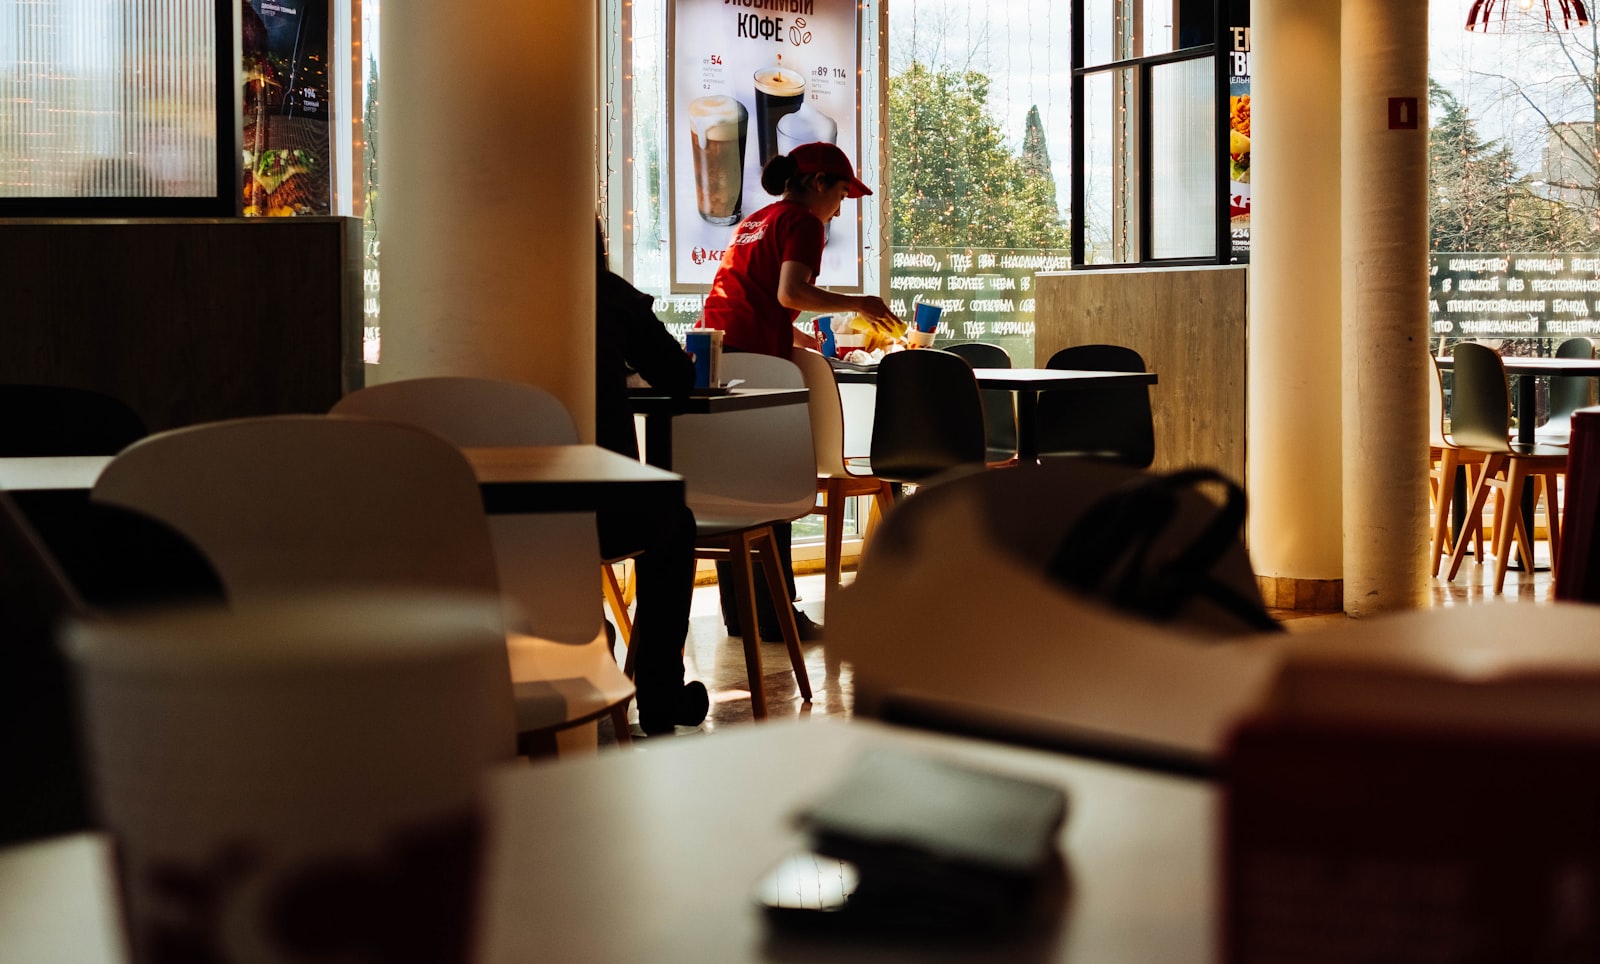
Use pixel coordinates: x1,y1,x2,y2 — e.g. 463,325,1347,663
1465,0,1591,31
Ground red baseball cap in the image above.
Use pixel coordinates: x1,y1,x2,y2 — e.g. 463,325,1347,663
791,142,872,198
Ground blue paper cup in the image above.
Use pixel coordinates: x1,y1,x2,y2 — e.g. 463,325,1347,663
685,330,715,388
813,316,836,358
913,301,943,333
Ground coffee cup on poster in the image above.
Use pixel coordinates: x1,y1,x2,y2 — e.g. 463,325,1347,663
754,62,806,171
689,95,748,226
65,592,515,964
776,102,838,156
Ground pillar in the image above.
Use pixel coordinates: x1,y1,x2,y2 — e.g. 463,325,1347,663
1341,0,1430,613
378,3,596,438
1247,0,1344,610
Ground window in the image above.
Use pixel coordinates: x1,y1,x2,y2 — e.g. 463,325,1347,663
1070,0,1243,268
0,0,236,216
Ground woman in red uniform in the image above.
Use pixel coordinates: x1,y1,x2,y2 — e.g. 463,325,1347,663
699,141,898,356
698,142,899,641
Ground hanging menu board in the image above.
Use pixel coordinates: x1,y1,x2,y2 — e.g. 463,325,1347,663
668,0,862,293
1228,3,1251,260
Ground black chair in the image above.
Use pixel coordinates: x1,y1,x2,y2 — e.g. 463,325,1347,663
869,349,988,491
1537,336,1595,445
1036,345,1155,469
0,491,92,845
0,384,146,456
943,342,1018,464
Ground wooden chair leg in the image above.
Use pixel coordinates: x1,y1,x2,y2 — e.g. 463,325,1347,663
753,527,812,703
610,705,632,744
1543,469,1563,581
1430,448,1458,577
728,532,767,720
823,479,846,616
1448,453,1502,579
1494,463,1531,594
602,563,633,643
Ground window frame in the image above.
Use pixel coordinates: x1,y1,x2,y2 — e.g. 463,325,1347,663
1069,0,1236,270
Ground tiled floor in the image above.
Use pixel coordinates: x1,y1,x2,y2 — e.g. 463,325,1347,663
601,546,1558,746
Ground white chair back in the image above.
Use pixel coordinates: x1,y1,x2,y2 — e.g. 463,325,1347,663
789,348,852,479
332,377,602,644
92,416,502,601
674,356,816,530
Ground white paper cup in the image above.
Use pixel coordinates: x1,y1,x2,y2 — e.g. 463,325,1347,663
906,330,936,349
65,591,515,964
834,333,867,359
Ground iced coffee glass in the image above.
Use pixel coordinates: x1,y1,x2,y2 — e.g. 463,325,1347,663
689,95,748,226
754,66,805,169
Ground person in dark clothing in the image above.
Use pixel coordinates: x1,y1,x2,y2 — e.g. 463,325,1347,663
594,224,708,735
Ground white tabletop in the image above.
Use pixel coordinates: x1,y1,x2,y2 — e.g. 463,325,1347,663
476,719,1215,963
0,834,127,964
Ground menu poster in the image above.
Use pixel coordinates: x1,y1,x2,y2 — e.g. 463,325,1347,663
669,0,862,292
241,0,332,217
1228,1,1251,259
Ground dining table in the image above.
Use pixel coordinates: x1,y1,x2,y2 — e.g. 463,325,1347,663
0,445,685,517
626,386,810,470
832,364,1159,463
0,719,1217,964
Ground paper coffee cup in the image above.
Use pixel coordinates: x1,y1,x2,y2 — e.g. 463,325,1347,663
66,592,514,964
834,333,867,359
685,329,724,387
907,329,936,348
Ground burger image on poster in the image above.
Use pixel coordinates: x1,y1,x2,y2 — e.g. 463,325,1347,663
777,102,838,156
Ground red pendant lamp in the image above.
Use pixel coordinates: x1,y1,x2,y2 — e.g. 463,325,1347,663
1466,0,1592,32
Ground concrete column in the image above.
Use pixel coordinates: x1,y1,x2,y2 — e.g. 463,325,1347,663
378,3,596,438
1341,0,1430,613
1246,0,1344,604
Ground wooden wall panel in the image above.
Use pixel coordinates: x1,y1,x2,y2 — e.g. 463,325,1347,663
0,218,362,433
1033,266,1248,482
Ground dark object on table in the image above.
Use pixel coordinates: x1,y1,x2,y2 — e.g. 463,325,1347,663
773,747,1067,931
1036,345,1155,468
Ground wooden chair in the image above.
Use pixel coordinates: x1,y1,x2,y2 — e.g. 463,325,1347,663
673,357,817,718
1427,354,1483,577
1536,336,1596,446
1444,343,1568,593
869,349,989,493
763,350,895,614
91,415,633,757
332,376,639,739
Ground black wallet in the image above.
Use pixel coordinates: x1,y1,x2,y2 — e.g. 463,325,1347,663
792,748,1069,913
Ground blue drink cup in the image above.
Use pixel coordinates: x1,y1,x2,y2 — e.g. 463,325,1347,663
913,300,943,334
813,315,836,358
685,329,720,388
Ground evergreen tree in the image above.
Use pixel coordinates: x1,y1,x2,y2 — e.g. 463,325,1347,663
363,54,379,228
1021,104,1057,216
888,63,1067,248
1430,78,1598,252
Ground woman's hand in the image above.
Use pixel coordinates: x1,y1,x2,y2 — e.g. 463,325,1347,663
854,295,901,328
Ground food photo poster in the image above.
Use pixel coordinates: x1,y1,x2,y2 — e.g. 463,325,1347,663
668,0,862,291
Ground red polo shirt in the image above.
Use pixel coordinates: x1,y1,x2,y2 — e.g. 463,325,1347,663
698,200,824,358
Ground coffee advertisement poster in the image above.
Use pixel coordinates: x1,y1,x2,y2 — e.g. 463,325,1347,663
668,0,862,292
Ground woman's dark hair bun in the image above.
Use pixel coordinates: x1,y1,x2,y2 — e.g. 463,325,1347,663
760,153,800,196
